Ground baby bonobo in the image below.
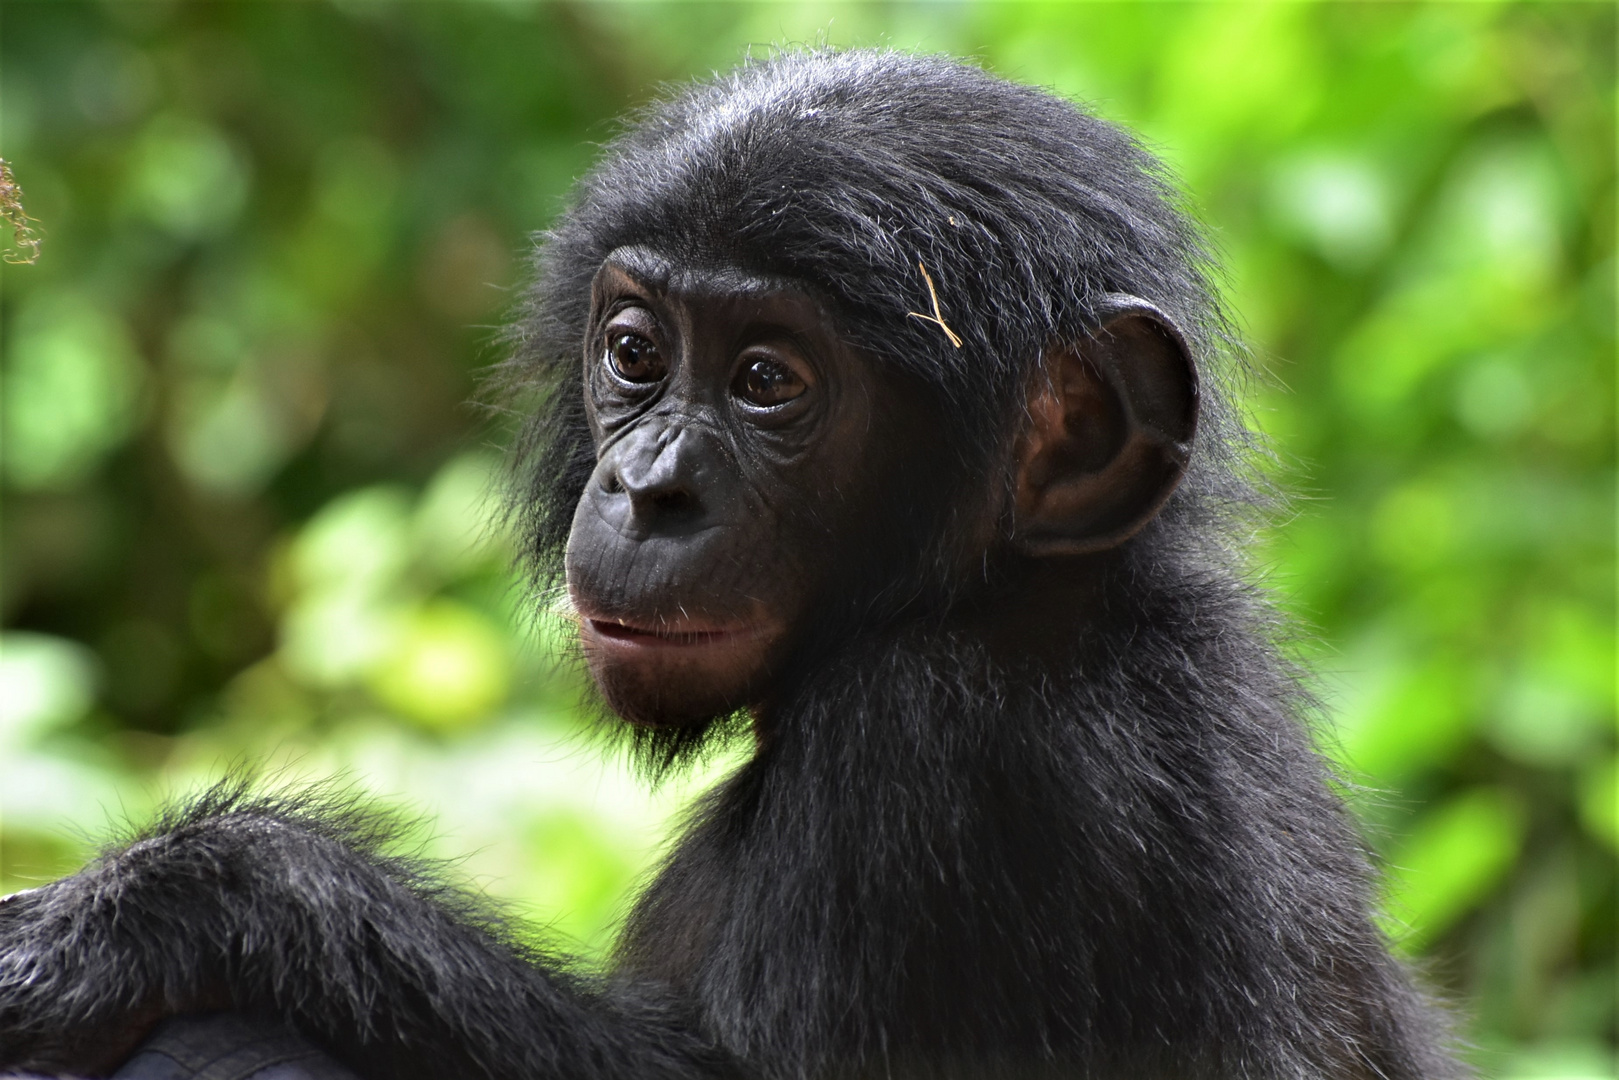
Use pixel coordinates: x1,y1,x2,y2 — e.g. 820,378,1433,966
0,49,1465,1080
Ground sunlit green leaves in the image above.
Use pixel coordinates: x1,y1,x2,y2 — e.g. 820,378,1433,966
1456,356,1536,441
0,632,98,746
1580,758,1618,852
2,291,146,489
1384,786,1527,953
366,600,512,730
1269,152,1397,271
127,115,250,239
0,4,1611,1072
267,456,521,733
414,453,507,579
1327,638,1476,785
0,631,118,843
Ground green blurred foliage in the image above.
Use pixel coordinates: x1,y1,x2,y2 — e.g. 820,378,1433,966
0,3,1612,1077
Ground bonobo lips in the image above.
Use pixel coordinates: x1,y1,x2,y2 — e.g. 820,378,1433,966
573,605,786,725
574,605,782,666
587,618,747,648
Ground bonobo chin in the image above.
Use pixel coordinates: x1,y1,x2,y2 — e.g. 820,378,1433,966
0,48,1467,1080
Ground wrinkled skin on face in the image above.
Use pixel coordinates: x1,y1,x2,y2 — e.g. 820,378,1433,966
566,246,1197,728
565,246,942,727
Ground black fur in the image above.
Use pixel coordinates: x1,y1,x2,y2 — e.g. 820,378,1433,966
1,50,1464,1080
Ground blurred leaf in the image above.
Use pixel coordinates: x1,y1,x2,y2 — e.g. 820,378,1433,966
1455,355,1534,441
167,369,301,496
0,828,87,895
1269,152,1396,270
365,600,511,731
1370,481,1457,571
1578,756,1617,851
1500,1041,1619,1080
290,486,414,599
1384,787,1527,952
1328,642,1475,784
0,632,98,747
414,452,507,580
126,114,250,239
1491,676,1611,768
2,291,146,489
513,811,638,953
280,589,408,690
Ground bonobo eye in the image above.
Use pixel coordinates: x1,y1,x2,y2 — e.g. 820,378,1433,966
605,332,666,384
733,356,808,408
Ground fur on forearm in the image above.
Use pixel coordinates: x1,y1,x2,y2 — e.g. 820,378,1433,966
0,784,732,1080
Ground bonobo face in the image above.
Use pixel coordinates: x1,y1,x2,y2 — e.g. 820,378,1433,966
565,246,911,727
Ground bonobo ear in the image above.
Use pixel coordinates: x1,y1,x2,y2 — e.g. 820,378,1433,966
1013,296,1199,556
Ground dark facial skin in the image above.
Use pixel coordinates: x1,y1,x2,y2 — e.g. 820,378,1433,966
566,248,1195,729
566,246,916,727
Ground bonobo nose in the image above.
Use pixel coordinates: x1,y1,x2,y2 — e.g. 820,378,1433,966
597,424,713,531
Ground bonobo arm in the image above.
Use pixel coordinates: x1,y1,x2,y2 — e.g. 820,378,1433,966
0,788,734,1080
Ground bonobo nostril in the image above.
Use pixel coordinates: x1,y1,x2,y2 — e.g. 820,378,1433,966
601,425,709,526
628,480,700,521
651,487,693,510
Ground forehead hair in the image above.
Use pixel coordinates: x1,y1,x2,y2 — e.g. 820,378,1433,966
509,49,1257,578
547,51,1219,406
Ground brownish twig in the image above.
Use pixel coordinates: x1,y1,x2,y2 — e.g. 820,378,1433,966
906,261,962,348
0,158,42,265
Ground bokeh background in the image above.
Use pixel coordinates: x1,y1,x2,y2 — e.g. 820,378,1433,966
1,2,1613,1076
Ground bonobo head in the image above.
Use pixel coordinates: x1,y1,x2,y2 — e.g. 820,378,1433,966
507,50,1238,736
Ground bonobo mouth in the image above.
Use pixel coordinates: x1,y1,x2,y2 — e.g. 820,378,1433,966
574,606,787,725
587,619,742,647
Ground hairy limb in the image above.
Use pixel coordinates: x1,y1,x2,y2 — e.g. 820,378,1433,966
0,786,733,1080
